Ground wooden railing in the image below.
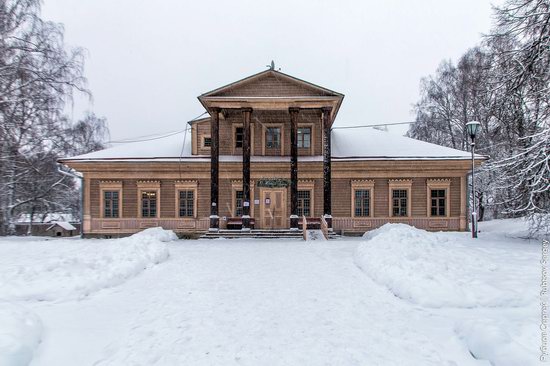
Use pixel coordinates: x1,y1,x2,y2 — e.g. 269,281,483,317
90,218,210,234
320,216,329,240
302,215,308,241
332,217,461,233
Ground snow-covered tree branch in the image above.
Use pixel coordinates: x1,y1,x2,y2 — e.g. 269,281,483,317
408,0,549,235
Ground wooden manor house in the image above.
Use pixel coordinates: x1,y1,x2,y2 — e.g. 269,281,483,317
60,68,481,238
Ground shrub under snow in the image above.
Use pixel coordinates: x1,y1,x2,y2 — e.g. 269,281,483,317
356,223,537,308
0,227,174,302
0,302,42,366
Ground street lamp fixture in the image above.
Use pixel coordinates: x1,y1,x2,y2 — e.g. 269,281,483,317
465,121,481,238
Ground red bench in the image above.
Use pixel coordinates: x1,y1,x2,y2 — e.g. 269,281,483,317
226,217,255,230
298,217,321,229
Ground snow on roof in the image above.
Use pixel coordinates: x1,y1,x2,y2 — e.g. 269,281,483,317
16,213,76,223
60,130,195,162
331,128,478,160
60,127,480,163
47,221,77,231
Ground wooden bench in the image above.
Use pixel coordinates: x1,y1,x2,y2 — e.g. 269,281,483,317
226,217,255,230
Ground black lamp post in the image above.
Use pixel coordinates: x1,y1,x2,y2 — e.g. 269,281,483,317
466,121,481,238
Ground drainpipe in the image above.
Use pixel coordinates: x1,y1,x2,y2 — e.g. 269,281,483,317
57,163,84,237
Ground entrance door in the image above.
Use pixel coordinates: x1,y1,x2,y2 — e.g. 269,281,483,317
260,189,287,229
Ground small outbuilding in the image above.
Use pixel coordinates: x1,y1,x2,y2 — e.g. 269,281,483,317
46,221,78,237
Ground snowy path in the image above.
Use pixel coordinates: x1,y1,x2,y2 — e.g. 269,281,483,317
28,239,480,366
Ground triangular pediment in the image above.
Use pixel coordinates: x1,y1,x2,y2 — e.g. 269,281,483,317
201,70,342,98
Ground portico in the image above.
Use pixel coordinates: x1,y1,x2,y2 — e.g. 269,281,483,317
198,69,343,231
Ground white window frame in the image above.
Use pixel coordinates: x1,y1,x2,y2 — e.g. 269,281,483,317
426,179,451,217
388,179,412,217
351,180,375,218
137,181,161,219
175,181,198,219
99,181,123,219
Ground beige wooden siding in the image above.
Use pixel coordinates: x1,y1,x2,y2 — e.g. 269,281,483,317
160,180,175,218
332,178,351,217
90,175,463,222
373,178,388,217
122,180,138,218
90,179,100,218
195,179,210,218
412,178,427,216
451,177,461,217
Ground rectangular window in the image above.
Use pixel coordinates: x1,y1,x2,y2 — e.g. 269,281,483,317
178,190,194,217
430,189,446,216
354,189,370,217
392,189,408,217
266,127,280,148
203,137,211,147
235,127,243,148
297,190,311,217
235,190,243,217
141,191,157,218
297,127,311,148
103,191,119,218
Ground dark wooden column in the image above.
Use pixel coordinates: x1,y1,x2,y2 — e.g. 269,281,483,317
241,108,252,231
289,107,300,230
209,107,220,231
322,107,333,229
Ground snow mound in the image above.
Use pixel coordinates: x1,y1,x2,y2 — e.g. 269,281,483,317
130,226,178,242
0,302,42,366
455,315,537,366
356,224,535,308
0,228,174,302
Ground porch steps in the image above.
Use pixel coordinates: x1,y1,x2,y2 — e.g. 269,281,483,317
200,229,340,240
200,229,303,240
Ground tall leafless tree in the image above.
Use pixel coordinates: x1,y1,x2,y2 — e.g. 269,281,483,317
0,0,108,235
409,0,549,234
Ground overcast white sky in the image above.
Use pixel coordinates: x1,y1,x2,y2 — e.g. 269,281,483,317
42,0,498,140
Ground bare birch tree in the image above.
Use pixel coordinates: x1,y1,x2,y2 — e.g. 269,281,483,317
409,0,549,234
0,0,107,234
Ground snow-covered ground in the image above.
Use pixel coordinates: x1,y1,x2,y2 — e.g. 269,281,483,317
0,228,173,366
356,221,540,366
0,219,543,366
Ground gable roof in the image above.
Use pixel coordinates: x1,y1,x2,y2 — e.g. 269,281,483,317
200,69,344,98
59,127,482,163
47,221,77,231
198,69,345,126
187,116,210,125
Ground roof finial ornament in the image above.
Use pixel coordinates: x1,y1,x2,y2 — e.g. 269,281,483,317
266,60,280,71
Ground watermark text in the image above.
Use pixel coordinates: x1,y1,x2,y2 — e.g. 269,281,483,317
541,239,549,362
